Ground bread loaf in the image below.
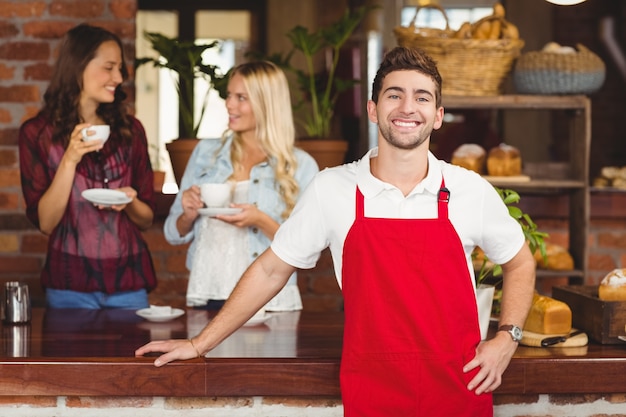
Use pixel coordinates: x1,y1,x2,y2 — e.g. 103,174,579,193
598,268,626,301
523,293,572,334
534,243,574,270
451,144,486,174
486,143,522,176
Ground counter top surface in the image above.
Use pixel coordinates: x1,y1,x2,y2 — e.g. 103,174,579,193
2,308,626,396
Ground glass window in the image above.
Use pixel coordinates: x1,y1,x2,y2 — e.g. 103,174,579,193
136,10,249,193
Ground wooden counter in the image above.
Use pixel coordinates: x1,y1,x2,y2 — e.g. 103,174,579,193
1,308,626,397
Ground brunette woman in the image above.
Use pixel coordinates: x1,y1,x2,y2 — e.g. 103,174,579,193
19,23,157,309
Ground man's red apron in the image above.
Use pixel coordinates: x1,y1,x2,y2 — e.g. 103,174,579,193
340,181,492,416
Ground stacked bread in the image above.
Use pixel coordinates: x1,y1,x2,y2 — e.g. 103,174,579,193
452,3,520,41
593,166,626,190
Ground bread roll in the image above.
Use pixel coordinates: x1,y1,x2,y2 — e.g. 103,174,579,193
613,177,626,190
451,144,486,174
542,42,562,53
473,20,492,40
523,293,572,334
600,166,621,179
598,268,626,301
501,22,519,40
534,243,574,270
486,144,522,176
593,176,610,187
454,22,472,39
493,2,505,17
488,19,501,40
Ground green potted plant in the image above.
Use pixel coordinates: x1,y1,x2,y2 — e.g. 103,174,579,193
135,32,228,185
474,187,548,339
255,5,375,168
475,188,548,285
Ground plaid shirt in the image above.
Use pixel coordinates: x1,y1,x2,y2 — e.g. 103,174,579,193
19,115,157,294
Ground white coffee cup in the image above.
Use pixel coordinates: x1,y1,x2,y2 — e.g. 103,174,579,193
149,305,172,315
200,183,232,207
81,125,110,144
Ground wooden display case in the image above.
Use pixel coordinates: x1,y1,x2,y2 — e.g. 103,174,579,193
553,285,626,344
442,95,591,285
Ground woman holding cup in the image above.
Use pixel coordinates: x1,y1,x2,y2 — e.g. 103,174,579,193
18,24,157,309
164,61,318,311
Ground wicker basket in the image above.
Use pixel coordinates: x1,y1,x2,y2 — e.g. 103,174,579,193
513,44,605,95
394,5,524,96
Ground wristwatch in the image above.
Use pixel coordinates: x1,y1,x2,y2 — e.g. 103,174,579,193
498,324,523,342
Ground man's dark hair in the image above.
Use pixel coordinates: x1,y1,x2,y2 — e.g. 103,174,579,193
371,47,443,107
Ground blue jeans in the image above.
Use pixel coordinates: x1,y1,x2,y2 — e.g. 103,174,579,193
45,288,149,310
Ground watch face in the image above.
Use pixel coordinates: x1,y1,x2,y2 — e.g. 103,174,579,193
512,326,523,341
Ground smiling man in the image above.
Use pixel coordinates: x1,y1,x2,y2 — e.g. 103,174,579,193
136,47,536,417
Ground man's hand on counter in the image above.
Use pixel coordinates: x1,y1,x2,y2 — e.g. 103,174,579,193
135,338,202,367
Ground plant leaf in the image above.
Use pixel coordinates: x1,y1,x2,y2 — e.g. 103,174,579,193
475,187,548,287
135,32,225,138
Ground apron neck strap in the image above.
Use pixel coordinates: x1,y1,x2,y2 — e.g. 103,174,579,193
438,178,450,219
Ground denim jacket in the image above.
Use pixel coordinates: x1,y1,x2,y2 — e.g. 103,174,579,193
164,136,319,287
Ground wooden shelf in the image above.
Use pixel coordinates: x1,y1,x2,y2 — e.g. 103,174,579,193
447,95,591,286
485,178,586,190
442,94,589,110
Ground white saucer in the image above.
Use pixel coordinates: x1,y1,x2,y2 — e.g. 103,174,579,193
136,307,185,322
243,313,272,327
198,207,242,217
82,189,132,206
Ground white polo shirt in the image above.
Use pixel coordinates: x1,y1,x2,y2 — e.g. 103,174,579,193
272,148,525,288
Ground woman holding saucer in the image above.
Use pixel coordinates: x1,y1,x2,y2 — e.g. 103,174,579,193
19,24,156,309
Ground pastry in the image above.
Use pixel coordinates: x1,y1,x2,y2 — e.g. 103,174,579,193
534,243,574,270
451,144,486,174
486,143,522,176
598,268,626,301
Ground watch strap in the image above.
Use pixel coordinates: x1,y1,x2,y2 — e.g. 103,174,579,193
498,324,523,342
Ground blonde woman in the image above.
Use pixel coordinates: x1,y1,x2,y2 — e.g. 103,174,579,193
164,61,319,311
